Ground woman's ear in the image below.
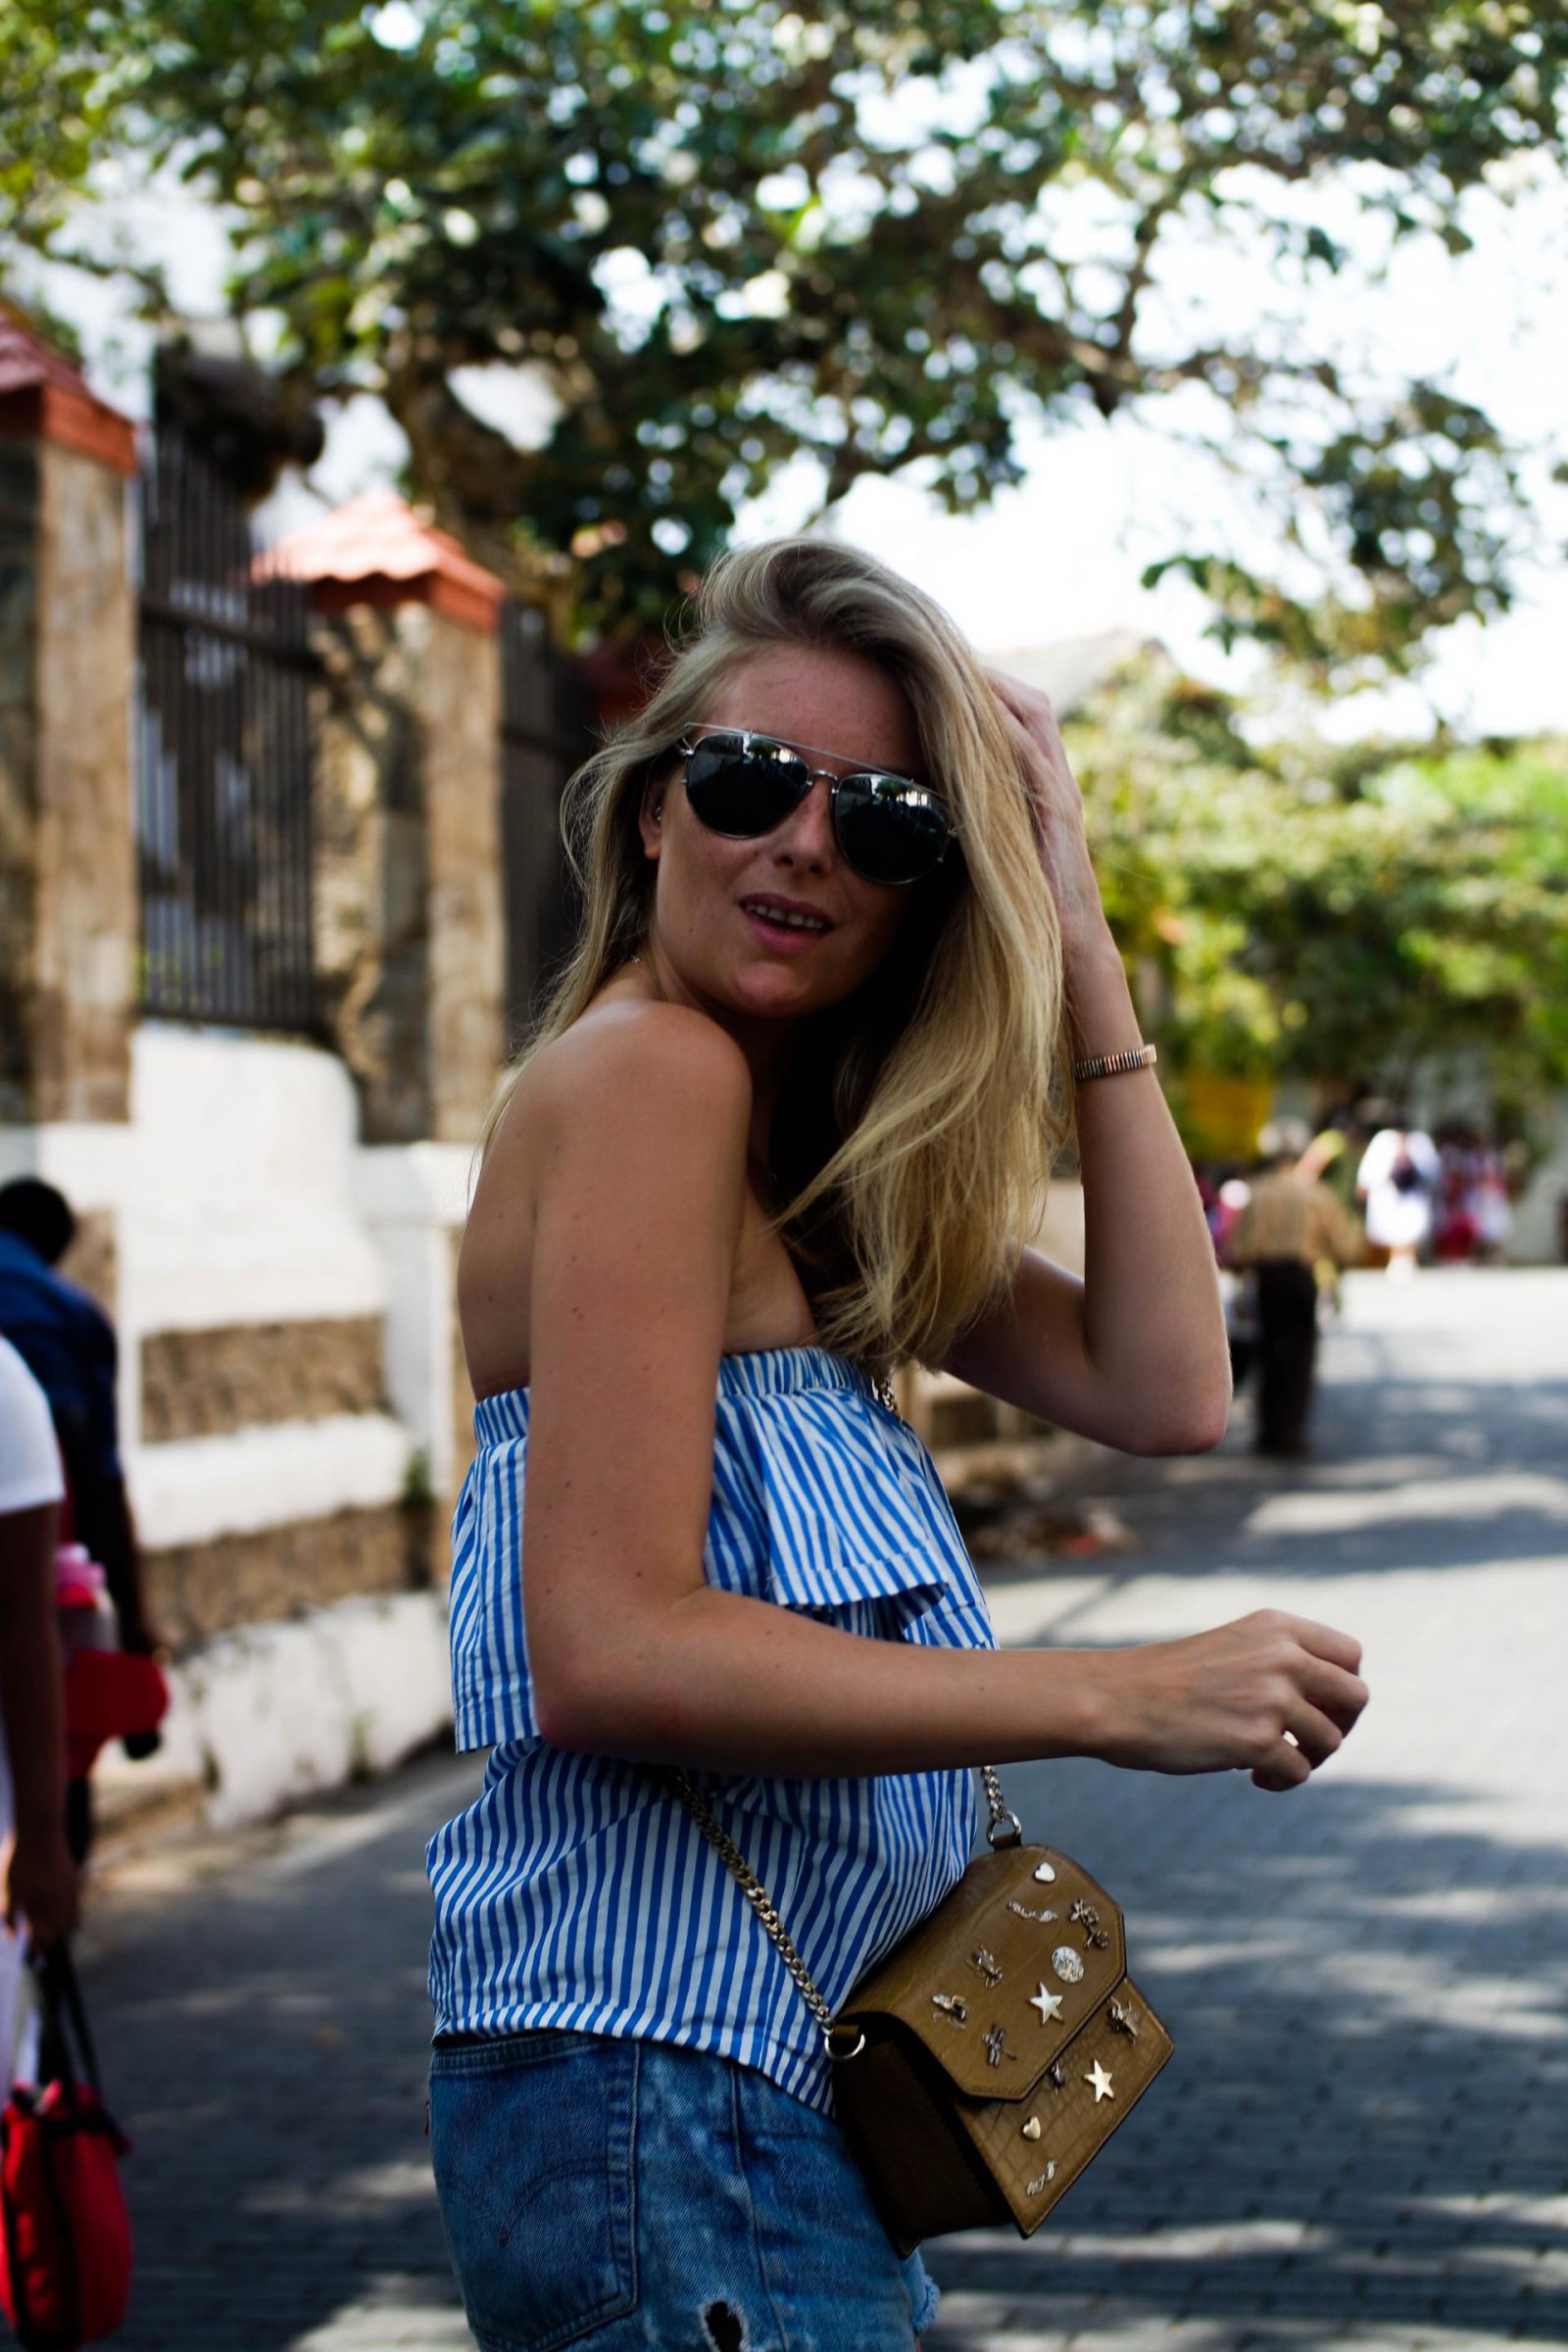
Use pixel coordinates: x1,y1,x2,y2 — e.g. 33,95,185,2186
636,769,667,862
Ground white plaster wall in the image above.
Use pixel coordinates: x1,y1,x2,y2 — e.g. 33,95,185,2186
2,1022,478,1541
97,1590,456,1831
123,1023,387,1331
357,1140,471,1495
129,1412,412,1547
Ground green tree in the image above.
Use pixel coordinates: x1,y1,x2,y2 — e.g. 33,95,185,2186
7,2,1564,647
1066,660,1568,1127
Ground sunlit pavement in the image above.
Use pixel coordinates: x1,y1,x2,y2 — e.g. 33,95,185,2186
79,1267,1568,2350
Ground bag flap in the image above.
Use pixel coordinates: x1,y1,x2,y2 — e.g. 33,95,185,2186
839,1844,1132,2101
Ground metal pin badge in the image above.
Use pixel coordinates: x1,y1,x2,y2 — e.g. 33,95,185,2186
1033,1861,1057,1884
1050,1946,1085,1985
1029,1983,1065,2027
1025,2162,1058,2195
932,1992,968,2027
982,2024,1016,2069
968,1947,1004,1985
1107,1998,1140,2039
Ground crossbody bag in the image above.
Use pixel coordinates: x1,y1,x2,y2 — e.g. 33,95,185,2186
669,1764,1173,2258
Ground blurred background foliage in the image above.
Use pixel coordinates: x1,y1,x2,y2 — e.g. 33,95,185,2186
5,0,1565,663
1070,657,1568,1123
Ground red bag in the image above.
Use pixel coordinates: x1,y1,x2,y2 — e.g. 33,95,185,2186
0,1949,132,2350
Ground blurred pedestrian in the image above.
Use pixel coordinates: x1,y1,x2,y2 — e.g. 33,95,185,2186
0,1182,155,1658
0,1180,160,1863
1354,1120,1440,1279
425,539,1368,2349
1227,1122,1361,1457
0,1335,79,2074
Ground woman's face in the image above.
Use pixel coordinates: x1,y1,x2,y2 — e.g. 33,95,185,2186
637,643,929,1025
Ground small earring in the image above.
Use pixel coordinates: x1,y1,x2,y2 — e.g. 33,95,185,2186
653,804,663,823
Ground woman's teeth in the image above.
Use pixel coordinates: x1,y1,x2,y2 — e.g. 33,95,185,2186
743,902,829,932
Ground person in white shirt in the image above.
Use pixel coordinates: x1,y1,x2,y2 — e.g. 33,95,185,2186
1355,1123,1441,1279
0,1334,79,2013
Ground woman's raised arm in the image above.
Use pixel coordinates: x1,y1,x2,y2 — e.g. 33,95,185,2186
942,675,1232,1454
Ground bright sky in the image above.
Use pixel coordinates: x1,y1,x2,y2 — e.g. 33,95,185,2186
22,145,1566,744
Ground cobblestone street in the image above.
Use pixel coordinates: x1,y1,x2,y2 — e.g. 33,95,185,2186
79,1268,1568,2350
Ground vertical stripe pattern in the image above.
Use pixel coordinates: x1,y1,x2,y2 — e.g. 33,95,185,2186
427,1345,996,2115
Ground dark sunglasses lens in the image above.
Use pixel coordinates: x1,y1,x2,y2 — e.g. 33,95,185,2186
684,737,807,837
833,775,952,884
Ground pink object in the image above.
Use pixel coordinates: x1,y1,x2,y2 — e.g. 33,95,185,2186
56,1547,117,1661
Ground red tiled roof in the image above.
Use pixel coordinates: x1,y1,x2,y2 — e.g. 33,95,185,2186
0,303,137,474
0,306,92,399
260,489,506,630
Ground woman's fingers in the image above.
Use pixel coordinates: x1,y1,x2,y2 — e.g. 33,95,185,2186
1251,1642,1367,1788
1251,1742,1314,1793
1280,1612,1363,1676
1301,1653,1371,1734
1281,1697,1348,1770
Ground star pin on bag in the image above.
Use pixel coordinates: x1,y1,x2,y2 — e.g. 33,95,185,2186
671,1766,1173,2257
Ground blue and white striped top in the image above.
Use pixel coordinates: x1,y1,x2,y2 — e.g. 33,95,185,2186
426,1344,996,2115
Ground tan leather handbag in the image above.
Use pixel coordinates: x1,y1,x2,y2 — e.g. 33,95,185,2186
671,1768,1173,2257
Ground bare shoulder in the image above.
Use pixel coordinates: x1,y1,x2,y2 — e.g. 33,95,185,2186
463,1001,754,1395
532,998,754,1132
482,1000,753,1223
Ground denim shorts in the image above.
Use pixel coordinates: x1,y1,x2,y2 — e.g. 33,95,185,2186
428,2029,939,2352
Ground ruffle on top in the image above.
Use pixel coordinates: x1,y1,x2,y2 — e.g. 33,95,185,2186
448,1345,993,1753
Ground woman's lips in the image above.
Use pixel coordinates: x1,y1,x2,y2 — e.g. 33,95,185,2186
739,902,833,954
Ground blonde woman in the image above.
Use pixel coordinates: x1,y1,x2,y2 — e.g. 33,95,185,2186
426,540,1368,2352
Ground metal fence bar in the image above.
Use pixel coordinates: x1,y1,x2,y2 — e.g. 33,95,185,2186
498,600,595,1046
134,429,318,1030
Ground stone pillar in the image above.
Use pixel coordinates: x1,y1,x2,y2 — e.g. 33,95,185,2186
264,490,507,1145
0,310,138,1124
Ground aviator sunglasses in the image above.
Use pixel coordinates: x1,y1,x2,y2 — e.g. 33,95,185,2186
677,727,955,887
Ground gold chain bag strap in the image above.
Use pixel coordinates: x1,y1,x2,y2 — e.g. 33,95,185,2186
667,1759,1174,2258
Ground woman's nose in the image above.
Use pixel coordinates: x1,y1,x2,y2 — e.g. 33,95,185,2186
771,773,837,869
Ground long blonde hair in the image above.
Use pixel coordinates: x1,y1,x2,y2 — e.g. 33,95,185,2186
484,538,1071,1370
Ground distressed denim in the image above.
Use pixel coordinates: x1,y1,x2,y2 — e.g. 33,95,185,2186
429,2029,939,2352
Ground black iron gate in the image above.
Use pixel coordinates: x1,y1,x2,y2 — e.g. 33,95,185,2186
499,599,594,1043
136,430,318,1029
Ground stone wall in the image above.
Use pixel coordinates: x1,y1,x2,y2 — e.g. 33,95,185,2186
140,1315,386,1443
313,606,430,1145
0,439,42,1121
142,1502,416,1652
312,602,504,1148
423,608,504,1143
0,438,135,1123
57,1205,117,1319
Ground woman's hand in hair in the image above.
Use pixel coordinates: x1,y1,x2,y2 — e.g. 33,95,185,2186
986,669,1106,956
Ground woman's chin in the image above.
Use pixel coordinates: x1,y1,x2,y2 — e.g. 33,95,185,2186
724,958,851,1018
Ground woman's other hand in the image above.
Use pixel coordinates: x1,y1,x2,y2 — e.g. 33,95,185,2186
986,668,1106,955
1087,1610,1369,1791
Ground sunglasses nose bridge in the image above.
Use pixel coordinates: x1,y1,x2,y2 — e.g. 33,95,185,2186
772,764,843,866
